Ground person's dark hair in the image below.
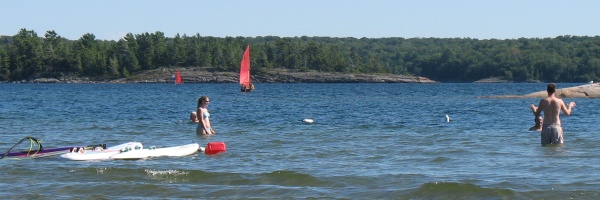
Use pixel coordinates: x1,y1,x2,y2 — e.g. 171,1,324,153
547,83,556,94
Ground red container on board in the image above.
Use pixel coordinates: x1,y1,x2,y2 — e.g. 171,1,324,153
205,142,226,155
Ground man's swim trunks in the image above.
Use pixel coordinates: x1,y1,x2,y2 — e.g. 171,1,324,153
541,124,563,145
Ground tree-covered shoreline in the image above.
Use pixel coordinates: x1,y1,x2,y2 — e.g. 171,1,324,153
1,28,599,83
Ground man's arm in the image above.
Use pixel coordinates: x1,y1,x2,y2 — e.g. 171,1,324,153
533,100,543,117
530,104,538,114
561,101,576,116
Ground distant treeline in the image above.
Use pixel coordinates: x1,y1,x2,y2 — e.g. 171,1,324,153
1,28,599,82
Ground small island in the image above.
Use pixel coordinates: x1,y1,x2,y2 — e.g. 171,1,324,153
483,83,600,98
523,83,600,98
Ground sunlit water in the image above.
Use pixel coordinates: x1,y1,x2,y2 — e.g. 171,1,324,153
1,83,599,199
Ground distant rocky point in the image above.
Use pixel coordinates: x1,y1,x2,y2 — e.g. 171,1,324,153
483,83,600,98
473,77,511,83
473,77,541,83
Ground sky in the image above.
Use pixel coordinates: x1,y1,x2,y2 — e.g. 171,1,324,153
2,0,599,41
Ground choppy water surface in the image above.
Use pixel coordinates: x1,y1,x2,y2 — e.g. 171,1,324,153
1,83,599,199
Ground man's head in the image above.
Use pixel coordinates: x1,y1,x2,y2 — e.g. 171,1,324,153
190,111,198,121
547,83,556,94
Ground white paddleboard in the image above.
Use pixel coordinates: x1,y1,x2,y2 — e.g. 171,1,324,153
60,142,143,161
109,143,200,160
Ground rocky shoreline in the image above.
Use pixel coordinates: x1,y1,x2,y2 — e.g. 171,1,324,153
20,68,437,84
523,83,600,98
482,83,600,98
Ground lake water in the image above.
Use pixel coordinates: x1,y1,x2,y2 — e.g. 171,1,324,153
1,83,599,199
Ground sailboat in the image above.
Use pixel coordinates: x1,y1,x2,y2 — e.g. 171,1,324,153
240,45,254,92
1,136,76,159
175,70,183,85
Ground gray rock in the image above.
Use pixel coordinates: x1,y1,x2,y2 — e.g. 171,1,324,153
523,83,600,98
483,83,600,98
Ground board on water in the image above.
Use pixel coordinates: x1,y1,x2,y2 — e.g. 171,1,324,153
60,142,143,161
109,143,200,160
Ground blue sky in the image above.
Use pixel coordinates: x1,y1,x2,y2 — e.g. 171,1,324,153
2,0,599,41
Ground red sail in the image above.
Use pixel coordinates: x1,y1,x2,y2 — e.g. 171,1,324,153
175,70,183,85
239,45,251,87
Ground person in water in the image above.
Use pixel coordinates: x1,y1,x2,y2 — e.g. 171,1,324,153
531,83,576,146
528,105,543,131
240,83,255,92
189,111,199,123
196,96,216,135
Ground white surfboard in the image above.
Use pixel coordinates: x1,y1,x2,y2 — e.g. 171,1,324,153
109,143,200,160
60,142,143,161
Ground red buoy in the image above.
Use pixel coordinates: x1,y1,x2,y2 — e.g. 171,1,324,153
205,142,226,155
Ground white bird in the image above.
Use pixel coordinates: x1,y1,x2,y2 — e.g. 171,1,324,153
445,115,450,123
302,119,314,123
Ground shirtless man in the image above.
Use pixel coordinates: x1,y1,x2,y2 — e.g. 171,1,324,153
531,83,576,146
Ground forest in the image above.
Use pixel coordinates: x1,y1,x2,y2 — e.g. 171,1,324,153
1,28,600,83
